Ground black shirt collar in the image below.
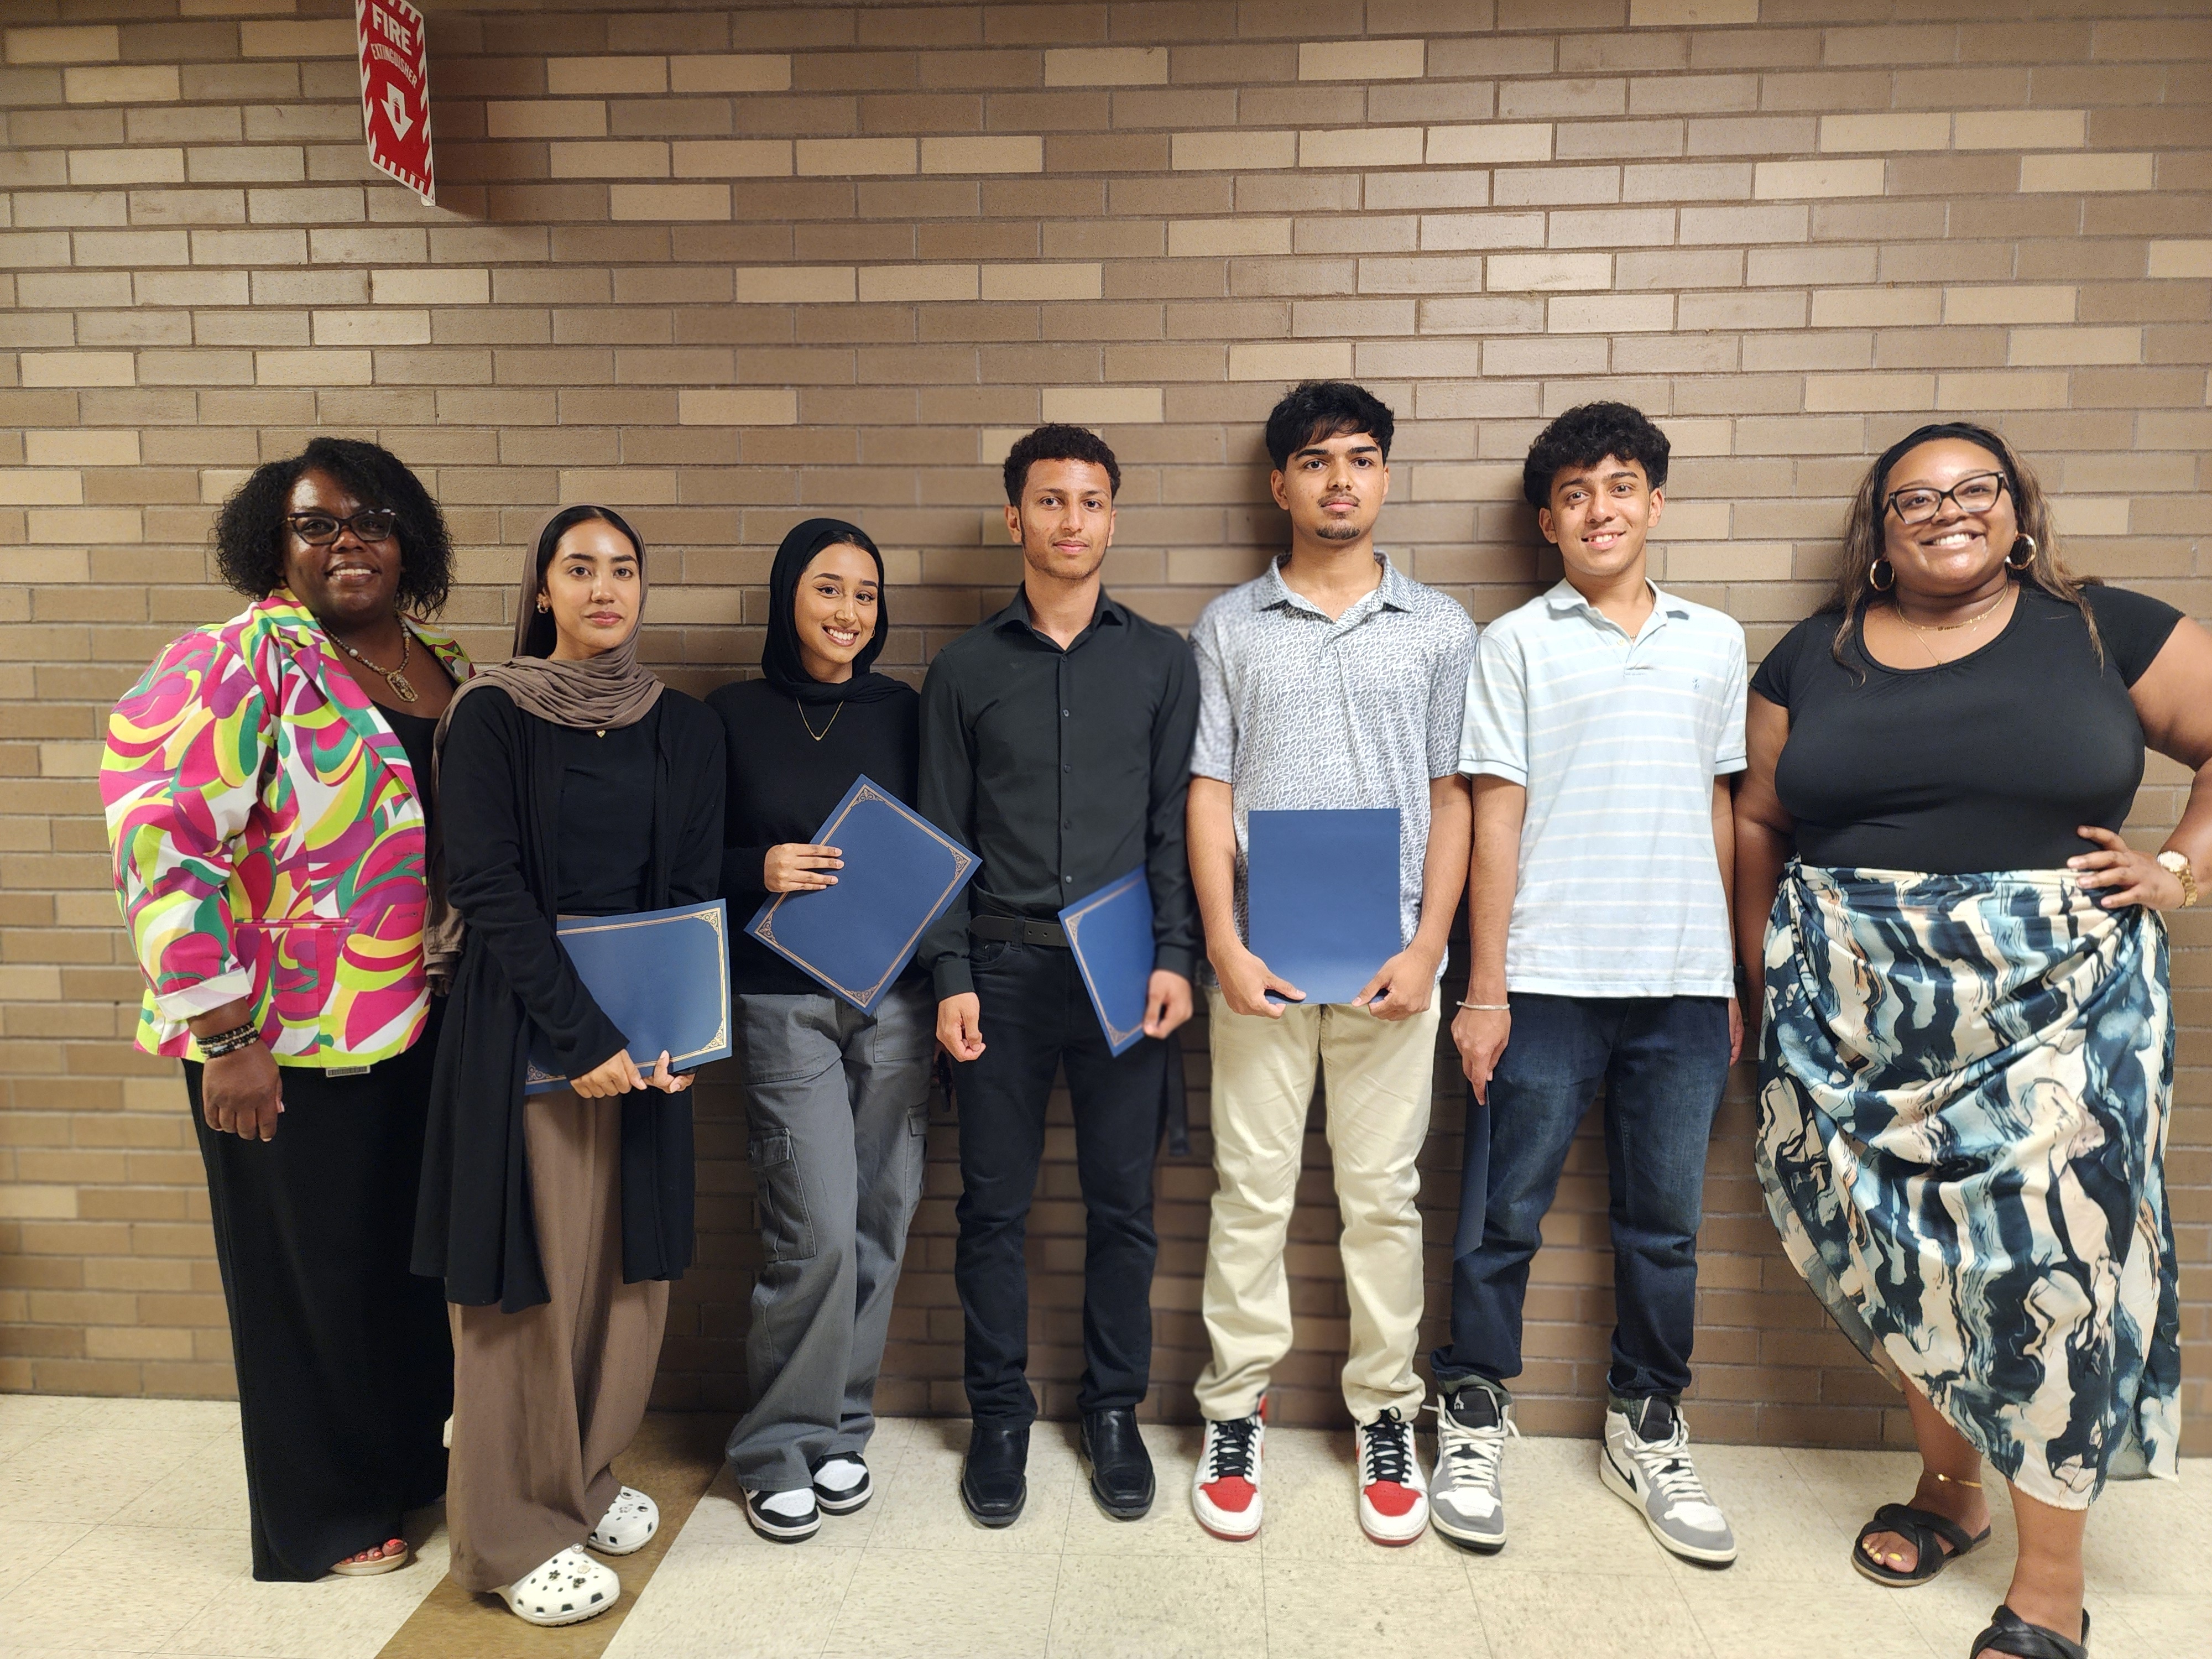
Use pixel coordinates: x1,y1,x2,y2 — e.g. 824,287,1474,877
993,583,1129,645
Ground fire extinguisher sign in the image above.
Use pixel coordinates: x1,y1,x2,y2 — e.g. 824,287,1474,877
356,0,434,205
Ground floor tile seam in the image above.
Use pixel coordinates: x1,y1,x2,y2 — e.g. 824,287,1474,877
1035,1544,1073,1659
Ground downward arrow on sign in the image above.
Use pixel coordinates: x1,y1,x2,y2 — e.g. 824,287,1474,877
383,83,413,140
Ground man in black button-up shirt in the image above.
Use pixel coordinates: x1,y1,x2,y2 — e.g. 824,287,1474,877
917,425,1198,1527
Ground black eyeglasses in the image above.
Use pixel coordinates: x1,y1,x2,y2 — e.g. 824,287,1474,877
286,509,398,545
1884,472,2007,525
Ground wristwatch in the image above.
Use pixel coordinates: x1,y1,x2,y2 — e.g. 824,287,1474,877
2155,850,2199,908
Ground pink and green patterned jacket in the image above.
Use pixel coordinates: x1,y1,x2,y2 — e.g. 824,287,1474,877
102,591,473,1065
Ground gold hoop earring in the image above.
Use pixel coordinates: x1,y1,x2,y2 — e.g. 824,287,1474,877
1869,557,1895,593
2006,534,2036,571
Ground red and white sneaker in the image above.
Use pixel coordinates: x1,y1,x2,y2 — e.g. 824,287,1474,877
1355,1407,1428,1546
1192,1406,1265,1541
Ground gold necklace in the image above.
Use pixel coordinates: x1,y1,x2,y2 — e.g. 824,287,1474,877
333,623,417,702
1896,592,2006,665
799,701,842,742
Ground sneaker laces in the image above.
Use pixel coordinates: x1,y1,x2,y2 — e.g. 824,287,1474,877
1434,1392,1519,1487
1361,1410,1413,1487
1627,1420,1723,1522
1200,1415,1260,1484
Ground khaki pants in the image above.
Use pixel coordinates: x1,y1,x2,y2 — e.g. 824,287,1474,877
446,1088,670,1594
1195,989,1438,1426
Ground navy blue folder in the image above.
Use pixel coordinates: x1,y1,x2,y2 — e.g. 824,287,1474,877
745,774,978,1014
1061,867,1155,1057
526,900,733,1094
1245,808,1403,1007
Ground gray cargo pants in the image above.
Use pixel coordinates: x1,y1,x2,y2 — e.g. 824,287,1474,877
726,979,934,1494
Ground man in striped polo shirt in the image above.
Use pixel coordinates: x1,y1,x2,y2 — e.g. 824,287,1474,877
1432,402,1745,1568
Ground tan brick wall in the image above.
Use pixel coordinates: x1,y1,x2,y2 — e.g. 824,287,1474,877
1,0,2205,1453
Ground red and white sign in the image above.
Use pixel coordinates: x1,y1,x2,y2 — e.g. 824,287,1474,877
356,0,434,204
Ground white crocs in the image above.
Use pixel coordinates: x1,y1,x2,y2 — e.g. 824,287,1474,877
497,1546,619,1627
587,1486,659,1556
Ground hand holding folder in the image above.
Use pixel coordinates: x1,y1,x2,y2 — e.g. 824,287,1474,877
525,901,733,1095
1244,808,1404,1009
745,775,977,1013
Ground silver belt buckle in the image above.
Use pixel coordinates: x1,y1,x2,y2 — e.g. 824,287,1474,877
326,1064,372,1078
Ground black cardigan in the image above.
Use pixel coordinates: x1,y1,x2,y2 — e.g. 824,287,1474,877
413,685,726,1312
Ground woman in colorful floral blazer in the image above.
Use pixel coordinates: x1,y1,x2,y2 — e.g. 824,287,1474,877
102,438,471,1583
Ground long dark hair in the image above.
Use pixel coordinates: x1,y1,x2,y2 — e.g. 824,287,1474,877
213,436,453,614
1828,420,2096,666
519,504,644,660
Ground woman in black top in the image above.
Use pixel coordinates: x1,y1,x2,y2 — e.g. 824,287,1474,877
415,506,724,1626
1734,424,2212,1659
707,518,931,1543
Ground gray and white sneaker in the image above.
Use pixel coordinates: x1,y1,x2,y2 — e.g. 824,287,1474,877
1430,1382,1517,1553
1599,1397,1736,1566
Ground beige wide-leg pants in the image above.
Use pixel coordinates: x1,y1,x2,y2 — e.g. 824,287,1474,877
446,1088,670,1594
1194,990,1438,1426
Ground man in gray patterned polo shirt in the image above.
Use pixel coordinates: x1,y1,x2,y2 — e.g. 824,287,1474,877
1184,380,1475,1547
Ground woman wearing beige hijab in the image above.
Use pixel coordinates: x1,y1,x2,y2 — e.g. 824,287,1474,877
413,505,726,1626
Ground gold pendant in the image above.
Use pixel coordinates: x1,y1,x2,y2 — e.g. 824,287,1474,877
388,671,418,703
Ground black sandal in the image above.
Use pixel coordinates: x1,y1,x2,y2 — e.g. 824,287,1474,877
1969,1605,2089,1659
1850,1502,1990,1587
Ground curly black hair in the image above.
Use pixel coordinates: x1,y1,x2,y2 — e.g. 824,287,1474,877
1521,401,1670,509
1002,423,1121,504
1263,380,1395,471
212,437,454,615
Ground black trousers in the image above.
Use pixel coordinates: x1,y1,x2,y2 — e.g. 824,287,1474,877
186,1019,452,1582
952,940,1165,1425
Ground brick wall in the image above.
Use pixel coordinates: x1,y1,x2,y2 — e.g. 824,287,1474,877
1,0,2205,1452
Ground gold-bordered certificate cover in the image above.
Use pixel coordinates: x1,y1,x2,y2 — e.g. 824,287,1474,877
746,774,977,1014
525,900,732,1093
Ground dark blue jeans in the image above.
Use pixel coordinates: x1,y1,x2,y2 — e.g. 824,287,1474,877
1430,993,1729,1403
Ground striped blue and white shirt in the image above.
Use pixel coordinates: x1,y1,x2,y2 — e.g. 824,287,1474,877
1462,579,1746,999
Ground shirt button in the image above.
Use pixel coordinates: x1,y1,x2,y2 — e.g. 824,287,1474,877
1062,763,1071,772
1062,709,1070,717
1065,876,1073,884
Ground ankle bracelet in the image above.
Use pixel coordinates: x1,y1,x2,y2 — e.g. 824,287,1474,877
1931,1471,1983,1490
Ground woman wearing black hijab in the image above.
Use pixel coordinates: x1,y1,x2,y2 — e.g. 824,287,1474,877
708,518,928,1543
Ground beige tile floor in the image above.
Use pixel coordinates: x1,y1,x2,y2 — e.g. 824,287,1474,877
2,1394,2203,1659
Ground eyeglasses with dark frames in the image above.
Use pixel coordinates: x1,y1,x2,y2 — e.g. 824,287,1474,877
1884,472,2008,526
286,508,398,545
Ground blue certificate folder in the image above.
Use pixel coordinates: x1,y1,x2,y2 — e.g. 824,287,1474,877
1246,808,1403,1006
1060,867,1155,1057
745,774,979,1014
525,901,733,1094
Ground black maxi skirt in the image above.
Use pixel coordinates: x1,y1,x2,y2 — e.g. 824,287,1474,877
184,1010,453,1581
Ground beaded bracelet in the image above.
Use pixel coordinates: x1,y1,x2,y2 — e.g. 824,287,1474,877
199,1022,260,1058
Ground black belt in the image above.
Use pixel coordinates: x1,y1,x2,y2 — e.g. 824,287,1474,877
968,914,1070,948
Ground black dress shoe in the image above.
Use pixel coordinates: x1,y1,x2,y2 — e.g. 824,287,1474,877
1079,1408,1155,1520
960,1421,1029,1528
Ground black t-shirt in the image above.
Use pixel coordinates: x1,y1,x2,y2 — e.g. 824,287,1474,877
552,703,662,914
1750,584,2183,874
705,675,921,997
382,704,441,844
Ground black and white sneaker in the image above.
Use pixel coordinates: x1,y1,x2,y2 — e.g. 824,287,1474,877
743,1485,822,1543
811,1454,872,1515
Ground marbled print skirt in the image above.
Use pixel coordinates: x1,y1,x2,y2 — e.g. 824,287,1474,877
1756,863,2180,1510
